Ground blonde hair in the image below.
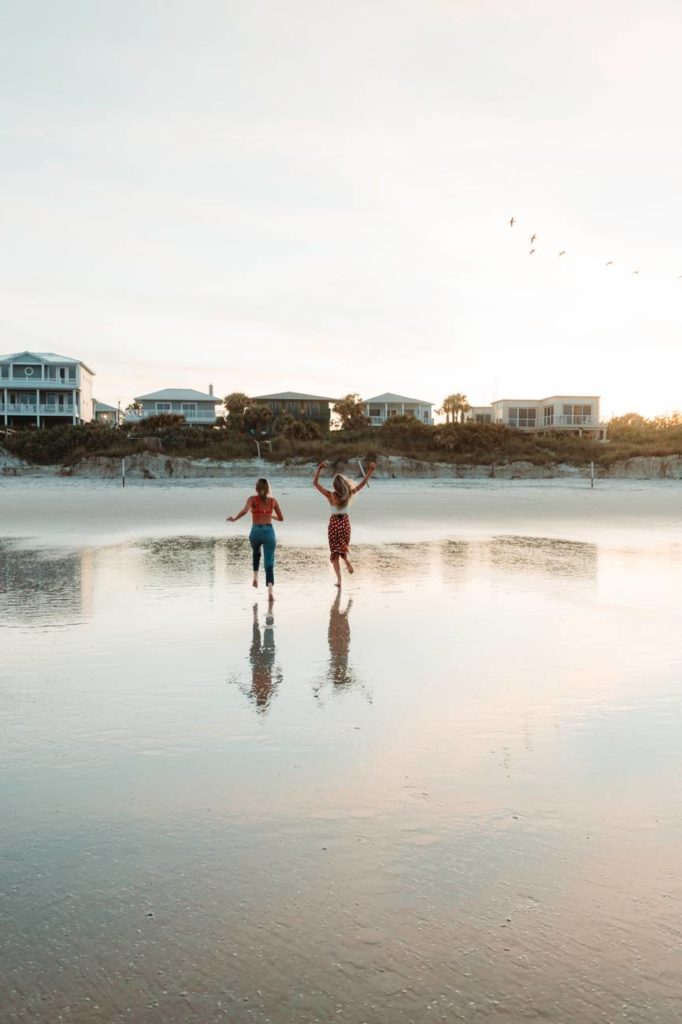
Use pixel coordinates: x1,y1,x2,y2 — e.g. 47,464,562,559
331,474,353,507
255,478,271,500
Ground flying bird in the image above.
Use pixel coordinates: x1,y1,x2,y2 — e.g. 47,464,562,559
558,250,566,256
606,260,614,266
632,270,640,275
530,233,537,244
509,216,515,227
529,248,536,255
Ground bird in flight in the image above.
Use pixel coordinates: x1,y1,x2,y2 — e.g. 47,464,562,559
530,233,537,244
606,260,614,266
632,270,640,275
558,251,566,256
509,216,515,227
529,248,536,255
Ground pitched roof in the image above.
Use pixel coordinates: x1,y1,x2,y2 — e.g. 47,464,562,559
134,388,220,403
0,350,95,374
93,400,118,413
251,391,336,402
364,392,434,406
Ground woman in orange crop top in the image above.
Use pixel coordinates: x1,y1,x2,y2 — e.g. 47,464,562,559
227,478,284,600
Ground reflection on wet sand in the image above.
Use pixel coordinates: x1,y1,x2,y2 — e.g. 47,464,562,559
0,543,94,625
327,593,355,688
490,535,598,579
231,602,282,714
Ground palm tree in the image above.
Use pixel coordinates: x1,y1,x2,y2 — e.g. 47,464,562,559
437,393,470,423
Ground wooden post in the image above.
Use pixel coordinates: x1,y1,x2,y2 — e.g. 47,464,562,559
122,457,126,488
590,461,594,489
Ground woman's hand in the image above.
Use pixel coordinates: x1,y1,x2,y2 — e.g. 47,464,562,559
369,462,377,471
226,516,235,522
317,461,327,470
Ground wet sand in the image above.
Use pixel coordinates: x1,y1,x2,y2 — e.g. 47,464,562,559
2,481,682,1022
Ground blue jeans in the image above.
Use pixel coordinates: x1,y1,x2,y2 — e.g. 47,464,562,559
249,524,276,586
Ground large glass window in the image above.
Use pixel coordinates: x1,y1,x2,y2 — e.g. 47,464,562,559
563,403,592,424
544,405,554,426
508,407,536,428
475,412,492,424
156,402,171,413
181,403,197,415
369,406,382,417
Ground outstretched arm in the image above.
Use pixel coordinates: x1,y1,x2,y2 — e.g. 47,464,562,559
227,498,252,522
272,499,284,521
313,462,332,499
352,462,377,495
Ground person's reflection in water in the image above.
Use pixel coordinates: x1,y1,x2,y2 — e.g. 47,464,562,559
248,602,282,713
326,592,356,689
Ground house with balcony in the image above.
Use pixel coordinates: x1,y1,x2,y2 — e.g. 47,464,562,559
465,405,494,424
0,351,94,427
491,395,605,437
250,392,336,430
133,387,221,425
362,393,434,427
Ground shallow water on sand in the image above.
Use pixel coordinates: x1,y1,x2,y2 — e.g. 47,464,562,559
2,520,682,1022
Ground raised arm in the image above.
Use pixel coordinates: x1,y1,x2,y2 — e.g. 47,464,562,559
226,497,252,522
272,499,284,522
313,462,332,499
352,461,377,495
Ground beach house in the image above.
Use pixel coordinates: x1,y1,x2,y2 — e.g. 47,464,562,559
362,393,435,426
250,392,336,431
487,395,605,437
0,351,94,427
133,387,221,425
93,400,119,425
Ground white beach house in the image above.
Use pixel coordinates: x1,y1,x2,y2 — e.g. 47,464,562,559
465,395,605,437
362,393,435,426
133,387,221,425
0,351,94,427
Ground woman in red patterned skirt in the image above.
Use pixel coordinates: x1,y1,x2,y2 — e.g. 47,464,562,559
313,461,376,586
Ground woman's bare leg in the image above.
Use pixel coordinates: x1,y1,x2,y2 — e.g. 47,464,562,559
332,556,342,587
267,583,275,601
342,554,354,574
252,572,258,588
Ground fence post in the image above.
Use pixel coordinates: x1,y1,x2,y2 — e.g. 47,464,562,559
122,457,126,488
590,461,594,489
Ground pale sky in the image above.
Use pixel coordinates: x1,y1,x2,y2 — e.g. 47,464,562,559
2,0,682,416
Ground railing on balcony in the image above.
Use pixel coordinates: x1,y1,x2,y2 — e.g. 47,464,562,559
0,403,76,415
141,409,217,420
542,416,597,428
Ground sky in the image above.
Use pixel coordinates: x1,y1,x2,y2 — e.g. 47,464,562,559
1,0,682,417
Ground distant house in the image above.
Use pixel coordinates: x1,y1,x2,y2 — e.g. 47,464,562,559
465,406,494,424
362,393,434,427
489,395,605,437
93,400,119,425
250,392,336,430
132,387,221,425
0,350,95,427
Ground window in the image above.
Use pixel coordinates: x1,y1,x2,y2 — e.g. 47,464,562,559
543,405,554,426
369,406,382,418
475,413,492,424
0,365,7,379
156,402,171,413
507,407,536,428
389,409,397,417
563,403,592,425
181,403,197,415
423,410,430,422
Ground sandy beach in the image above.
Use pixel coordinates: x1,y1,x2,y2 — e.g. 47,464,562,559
2,479,682,1023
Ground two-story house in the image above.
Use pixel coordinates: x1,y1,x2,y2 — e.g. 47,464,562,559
0,351,94,427
132,387,221,425
362,393,434,426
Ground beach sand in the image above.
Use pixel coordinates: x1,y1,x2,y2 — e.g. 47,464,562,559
2,479,682,1022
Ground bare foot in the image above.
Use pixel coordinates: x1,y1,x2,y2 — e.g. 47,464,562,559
267,586,275,601
344,557,354,574
252,575,258,588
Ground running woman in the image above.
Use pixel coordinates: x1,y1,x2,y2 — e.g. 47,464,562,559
313,461,376,586
227,478,284,600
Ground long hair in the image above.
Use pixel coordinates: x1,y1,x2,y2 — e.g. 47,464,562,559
331,474,353,507
255,477,271,500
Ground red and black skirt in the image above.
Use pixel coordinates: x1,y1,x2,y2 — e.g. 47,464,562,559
328,514,351,560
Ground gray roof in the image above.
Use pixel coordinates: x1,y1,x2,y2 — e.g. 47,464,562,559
93,399,118,413
251,391,336,402
364,392,434,406
0,350,95,374
134,388,220,403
